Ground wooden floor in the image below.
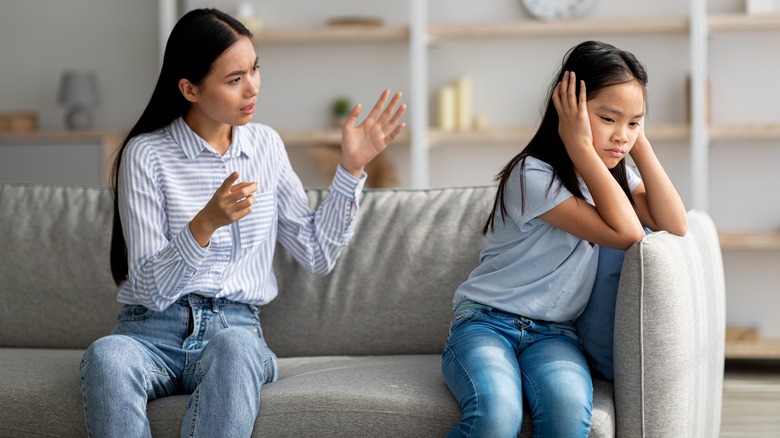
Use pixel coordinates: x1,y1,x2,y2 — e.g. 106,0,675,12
721,360,780,437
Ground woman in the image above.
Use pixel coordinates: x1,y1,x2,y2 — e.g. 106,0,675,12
80,8,405,437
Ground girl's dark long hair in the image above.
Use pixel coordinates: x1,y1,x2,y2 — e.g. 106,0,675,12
110,9,252,285
483,40,648,235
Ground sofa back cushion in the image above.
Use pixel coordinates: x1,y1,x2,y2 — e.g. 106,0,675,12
0,184,121,348
0,184,493,354
265,187,492,357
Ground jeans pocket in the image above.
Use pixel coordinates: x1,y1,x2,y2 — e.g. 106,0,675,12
116,304,154,322
447,307,481,342
550,321,581,344
219,304,263,336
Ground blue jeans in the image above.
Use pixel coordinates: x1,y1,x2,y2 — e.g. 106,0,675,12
80,294,278,438
442,300,592,438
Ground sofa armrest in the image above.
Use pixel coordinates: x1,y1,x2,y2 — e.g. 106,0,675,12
613,210,726,437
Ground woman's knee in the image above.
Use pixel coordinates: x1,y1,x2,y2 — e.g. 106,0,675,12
207,327,265,358
201,327,274,381
81,335,141,376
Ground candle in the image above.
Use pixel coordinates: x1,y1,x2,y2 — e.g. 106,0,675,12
438,85,456,131
456,76,473,131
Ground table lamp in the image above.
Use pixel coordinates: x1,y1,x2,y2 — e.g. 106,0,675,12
58,71,100,130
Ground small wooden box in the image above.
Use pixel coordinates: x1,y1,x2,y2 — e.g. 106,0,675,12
0,112,38,132
726,326,761,342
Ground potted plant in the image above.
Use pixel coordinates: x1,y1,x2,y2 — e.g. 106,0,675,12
332,97,352,128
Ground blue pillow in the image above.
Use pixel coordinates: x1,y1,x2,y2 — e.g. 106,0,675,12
575,244,626,382
576,229,650,381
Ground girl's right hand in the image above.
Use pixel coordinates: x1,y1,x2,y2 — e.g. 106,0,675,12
189,172,258,247
551,71,593,162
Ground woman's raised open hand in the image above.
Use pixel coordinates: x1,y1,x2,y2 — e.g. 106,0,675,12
340,89,406,178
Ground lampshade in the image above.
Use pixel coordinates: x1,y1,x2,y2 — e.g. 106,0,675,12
58,71,100,107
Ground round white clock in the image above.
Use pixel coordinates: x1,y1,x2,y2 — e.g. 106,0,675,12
521,0,595,21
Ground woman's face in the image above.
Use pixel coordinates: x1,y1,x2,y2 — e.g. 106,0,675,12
586,80,645,169
187,37,260,128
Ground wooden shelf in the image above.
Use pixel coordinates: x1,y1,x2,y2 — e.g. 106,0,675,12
709,13,780,32
253,25,409,45
726,338,780,360
428,16,689,39
709,123,780,141
719,232,780,250
647,124,691,142
278,129,342,146
428,127,535,147
428,124,690,146
247,14,780,45
0,130,120,143
278,128,409,146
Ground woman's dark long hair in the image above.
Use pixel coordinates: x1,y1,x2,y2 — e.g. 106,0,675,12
110,9,252,285
483,40,649,235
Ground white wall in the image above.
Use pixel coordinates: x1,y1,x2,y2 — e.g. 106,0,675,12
0,0,160,131
1,0,779,336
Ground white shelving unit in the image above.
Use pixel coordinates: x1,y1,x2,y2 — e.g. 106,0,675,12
234,2,780,252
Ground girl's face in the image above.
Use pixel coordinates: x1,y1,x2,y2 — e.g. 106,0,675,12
187,37,260,128
586,80,645,169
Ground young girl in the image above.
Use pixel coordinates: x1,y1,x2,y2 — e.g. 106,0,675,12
79,8,405,437
441,40,687,437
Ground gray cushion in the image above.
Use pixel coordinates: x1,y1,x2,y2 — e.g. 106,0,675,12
613,211,725,437
0,184,121,349
0,348,616,437
0,349,86,437
265,187,493,357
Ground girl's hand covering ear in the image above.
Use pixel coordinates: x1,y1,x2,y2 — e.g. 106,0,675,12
552,71,593,162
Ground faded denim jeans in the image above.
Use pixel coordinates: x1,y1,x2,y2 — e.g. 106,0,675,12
442,300,592,438
80,294,277,438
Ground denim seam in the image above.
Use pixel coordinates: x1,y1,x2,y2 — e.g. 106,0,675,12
79,357,95,438
187,387,200,438
187,361,206,438
519,367,541,435
444,345,478,438
144,365,173,395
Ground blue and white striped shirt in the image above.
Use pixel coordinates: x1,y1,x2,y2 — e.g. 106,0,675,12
117,117,365,311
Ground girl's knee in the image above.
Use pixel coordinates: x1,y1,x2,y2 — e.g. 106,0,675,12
530,389,591,437
458,391,523,437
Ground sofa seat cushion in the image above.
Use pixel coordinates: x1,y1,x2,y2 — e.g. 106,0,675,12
150,355,616,437
0,348,86,437
1,350,615,437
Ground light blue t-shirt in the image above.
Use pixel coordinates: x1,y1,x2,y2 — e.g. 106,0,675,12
452,156,641,322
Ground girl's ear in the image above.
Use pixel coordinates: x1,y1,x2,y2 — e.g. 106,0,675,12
178,79,198,103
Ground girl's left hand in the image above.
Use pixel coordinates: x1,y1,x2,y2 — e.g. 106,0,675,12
631,123,652,157
340,89,406,178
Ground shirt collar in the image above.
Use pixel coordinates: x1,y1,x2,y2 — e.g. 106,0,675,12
168,117,251,160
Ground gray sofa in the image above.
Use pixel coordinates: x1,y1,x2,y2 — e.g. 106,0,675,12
0,183,725,437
